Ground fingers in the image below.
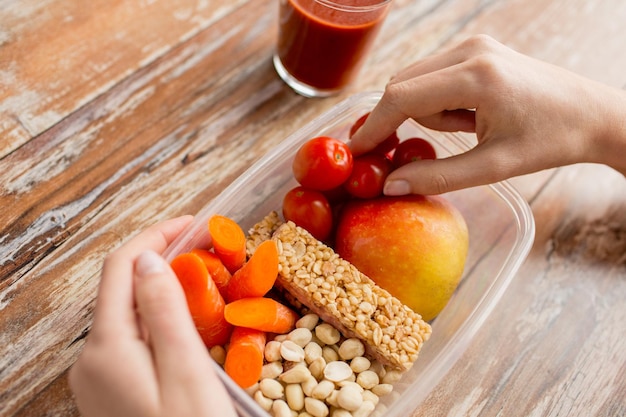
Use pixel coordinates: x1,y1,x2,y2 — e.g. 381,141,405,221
90,216,194,340
133,250,234,413
351,61,483,155
389,34,502,84
132,250,210,384
383,139,523,195
349,98,408,155
416,109,476,133
350,35,505,155
348,47,462,155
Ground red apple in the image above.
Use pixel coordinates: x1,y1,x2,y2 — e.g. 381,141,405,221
334,195,469,321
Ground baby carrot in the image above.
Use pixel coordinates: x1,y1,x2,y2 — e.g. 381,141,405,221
223,239,278,302
224,326,266,388
224,297,299,334
208,215,247,274
190,248,232,295
170,252,232,347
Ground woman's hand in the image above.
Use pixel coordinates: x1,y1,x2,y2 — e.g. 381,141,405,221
351,35,626,195
69,216,238,417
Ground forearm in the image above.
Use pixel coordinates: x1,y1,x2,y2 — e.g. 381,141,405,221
584,83,626,175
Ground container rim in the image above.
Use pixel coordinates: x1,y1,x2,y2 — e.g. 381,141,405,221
313,0,392,12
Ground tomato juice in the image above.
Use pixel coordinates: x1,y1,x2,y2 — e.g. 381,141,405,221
275,0,390,96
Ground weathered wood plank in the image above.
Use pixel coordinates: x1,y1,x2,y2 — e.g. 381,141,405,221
0,0,249,157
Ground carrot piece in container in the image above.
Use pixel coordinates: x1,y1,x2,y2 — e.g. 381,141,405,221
224,326,266,388
224,297,299,334
190,248,232,294
208,215,247,274
170,252,232,347
223,239,279,302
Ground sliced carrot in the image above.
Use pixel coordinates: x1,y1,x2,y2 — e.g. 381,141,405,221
224,326,266,388
190,248,232,295
224,297,299,334
208,215,247,274
170,252,232,347
223,239,279,302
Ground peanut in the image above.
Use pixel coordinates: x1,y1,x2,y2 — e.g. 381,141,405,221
285,384,305,411
338,338,365,360
301,375,318,397
296,313,320,331
261,361,284,380
209,345,226,365
310,379,335,400
244,382,259,396
371,383,393,397
265,340,283,362
280,365,312,384
337,384,363,411
307,357,326,381
353,400,376,417
304,342,323,364
322,346,339,363
253,390,273,412
272,399,292,417
362,390,379,406
281,340,306,362
349,356,371,374
260,378,284,400
324,361,353,382
304,397,329,417
325,390,340,408
381,369,403,385
288,327,313,348
356,370,379,390
315,323,340,345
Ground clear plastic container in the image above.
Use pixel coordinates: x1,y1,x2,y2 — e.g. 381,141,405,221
163,91,535,417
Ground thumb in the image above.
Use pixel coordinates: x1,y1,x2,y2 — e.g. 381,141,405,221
134,250,206,359
134,251,235,414
383,143,515,195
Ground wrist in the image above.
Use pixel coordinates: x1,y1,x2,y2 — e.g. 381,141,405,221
587,85,626,175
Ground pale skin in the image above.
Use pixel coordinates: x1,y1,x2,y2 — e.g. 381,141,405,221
350,35,626,196
69,35,626,416
68,216,238,417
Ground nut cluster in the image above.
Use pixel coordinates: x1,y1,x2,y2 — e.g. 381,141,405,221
232,313,402,417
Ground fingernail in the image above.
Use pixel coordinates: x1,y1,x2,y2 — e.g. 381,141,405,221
384,179,411,196
135,250,168,276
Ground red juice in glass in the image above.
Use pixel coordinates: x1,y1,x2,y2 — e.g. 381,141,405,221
274,0,391,97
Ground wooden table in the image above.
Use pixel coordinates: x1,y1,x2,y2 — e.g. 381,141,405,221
2,0,625,416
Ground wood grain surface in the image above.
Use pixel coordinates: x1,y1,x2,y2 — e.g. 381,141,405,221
1,0,624,416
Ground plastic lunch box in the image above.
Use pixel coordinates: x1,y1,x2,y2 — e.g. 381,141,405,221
163,91,535,417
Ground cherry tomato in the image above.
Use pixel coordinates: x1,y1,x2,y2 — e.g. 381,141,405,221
392,138,436,168
282,186,333,241
292,136,353,191
343,153,393,199
349,112,400,158
349,113,370,137
322,184,352,205
372,133,400,158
